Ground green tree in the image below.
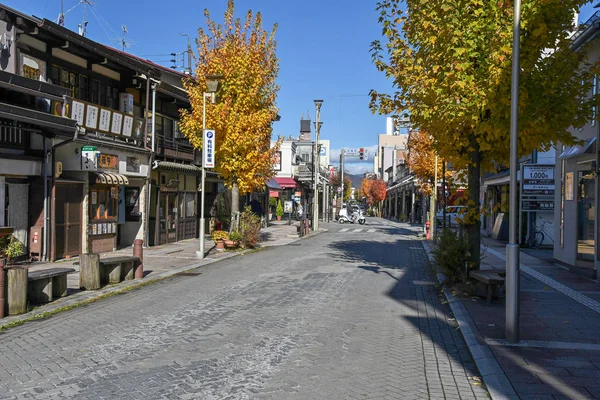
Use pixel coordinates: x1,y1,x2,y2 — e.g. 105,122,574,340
370,0,595,267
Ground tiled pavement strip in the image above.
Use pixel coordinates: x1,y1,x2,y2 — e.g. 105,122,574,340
424,238,600,400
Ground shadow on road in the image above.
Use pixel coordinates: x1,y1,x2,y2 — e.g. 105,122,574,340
329,237,482,388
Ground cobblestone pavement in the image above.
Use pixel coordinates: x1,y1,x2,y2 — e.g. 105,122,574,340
0,218,488,399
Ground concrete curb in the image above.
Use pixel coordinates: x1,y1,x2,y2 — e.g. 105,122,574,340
421,241,518,400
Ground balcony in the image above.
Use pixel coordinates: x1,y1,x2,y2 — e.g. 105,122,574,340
155,134,195,161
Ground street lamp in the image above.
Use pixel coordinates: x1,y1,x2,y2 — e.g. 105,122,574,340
197,74,224,259
313,99,323,231
506,0,521,343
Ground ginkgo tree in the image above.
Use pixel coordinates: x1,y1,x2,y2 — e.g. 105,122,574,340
180,0,280,216
370,0,596,267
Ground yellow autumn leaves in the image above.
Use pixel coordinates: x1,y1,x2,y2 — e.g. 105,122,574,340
179,0,281,194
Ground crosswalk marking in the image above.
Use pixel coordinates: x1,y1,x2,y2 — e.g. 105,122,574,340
336,228,378,233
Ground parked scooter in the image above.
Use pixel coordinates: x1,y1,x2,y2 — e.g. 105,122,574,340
338,206,366,225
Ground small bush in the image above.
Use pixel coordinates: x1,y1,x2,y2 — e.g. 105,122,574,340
269,197,277,207
211,230,229,241
240,206,261,248
276,200,284,217
229,230,242,242
0,235,24,265
431,229,471,284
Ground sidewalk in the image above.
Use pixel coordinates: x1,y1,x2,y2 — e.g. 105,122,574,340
425,237,600,399
0,220,314,330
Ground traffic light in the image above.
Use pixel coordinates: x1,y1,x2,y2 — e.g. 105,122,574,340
359,148,364,160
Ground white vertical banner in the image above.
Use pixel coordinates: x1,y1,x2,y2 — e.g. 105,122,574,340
203,129,215,168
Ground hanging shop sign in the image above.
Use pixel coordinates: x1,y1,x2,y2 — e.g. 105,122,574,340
98,154,118,170
81,146,99,171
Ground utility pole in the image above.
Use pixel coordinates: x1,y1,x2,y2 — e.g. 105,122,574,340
180,34,193,75
313,100,323,231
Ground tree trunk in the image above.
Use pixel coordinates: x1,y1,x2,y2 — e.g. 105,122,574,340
231,183,239,230
467,135,481,269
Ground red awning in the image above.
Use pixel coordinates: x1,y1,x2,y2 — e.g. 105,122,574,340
274,177,297,189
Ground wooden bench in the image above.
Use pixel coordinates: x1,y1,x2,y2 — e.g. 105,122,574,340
28,268,75,305
80,254,137,290
469,269,506,305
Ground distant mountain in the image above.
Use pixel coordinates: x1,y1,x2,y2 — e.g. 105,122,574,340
346,173,364,189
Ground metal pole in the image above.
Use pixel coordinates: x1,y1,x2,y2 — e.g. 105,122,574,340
0,257,4,318
431,155,438,240
506,0,521,344
198,92,207,259
442,161,447,229
341,149,345,204
313,108,321,231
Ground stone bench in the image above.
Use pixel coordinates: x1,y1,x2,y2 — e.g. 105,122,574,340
5,266,74,315
80,254,137,290
28,268,75,304
469,269,506,305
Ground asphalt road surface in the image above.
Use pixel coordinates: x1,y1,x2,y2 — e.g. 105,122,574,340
0,218,489,399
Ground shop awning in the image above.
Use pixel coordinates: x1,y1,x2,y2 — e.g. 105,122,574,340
559,137,596,159
91,172,130,185
266,178,282,190
274,177,297,189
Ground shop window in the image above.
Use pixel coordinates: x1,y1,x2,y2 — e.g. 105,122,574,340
125,187,141,221
91,187,117,220
186,193,195,218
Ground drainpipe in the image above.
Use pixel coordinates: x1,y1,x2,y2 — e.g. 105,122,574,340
42,137,49,261
142,73,153,248
150,81,159,247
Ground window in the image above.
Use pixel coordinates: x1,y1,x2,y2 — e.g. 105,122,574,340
186,193,195,218
90,79,100,104
52,65,85,100
90,187,117,220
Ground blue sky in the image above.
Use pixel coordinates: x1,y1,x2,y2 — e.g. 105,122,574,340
8,1,600,174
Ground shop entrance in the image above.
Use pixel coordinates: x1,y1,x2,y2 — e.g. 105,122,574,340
159,192,178,244
577,170,596,261
55,185,82,259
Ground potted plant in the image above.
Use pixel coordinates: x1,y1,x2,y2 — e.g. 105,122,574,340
226,230,242,248
276,199,284,221
211,230,229,251
0,235,24,265
269,197,277,220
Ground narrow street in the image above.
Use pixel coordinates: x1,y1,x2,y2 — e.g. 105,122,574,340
0,219,488,399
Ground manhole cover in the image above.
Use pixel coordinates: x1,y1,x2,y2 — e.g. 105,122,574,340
177,272,202,277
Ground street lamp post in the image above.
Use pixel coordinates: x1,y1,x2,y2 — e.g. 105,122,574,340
313,100,323,231
506,0,521,343
197,74,223,260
